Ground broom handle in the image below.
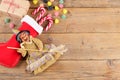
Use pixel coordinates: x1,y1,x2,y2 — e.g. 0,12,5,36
7,47,47,52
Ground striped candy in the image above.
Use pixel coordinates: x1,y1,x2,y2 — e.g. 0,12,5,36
32,6,46,22
39,14,53,31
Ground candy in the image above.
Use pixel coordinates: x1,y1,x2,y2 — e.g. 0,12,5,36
54,12,59,17
33,0,38,5
38,14,53,31
54,6,59,10
59,0,64,4
4,18,10,23
9,23,15,28
47,1,52,6
48,6,53,10
32,6,46,21
61,14,66,19
43,0,48,3
63,9,68,14
59,4,64,9
54,18,59,24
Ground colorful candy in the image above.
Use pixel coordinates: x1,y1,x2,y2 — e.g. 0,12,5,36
54,18,59,24
39,0,68,24
63,9,68,14
54,11,59,17
33,0,38,5
59,0,64,4
48,6,53,10
59,4,64,9
4,18,10,23
61,14,66,19
47,1,52,6
54,6,59,10
9,23,15,28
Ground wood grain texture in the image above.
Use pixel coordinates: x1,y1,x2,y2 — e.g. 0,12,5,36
29,0,120,8
0,60,112,79
1,0,120,80
1,33,120,60
1,60,120,80
1,0,120,8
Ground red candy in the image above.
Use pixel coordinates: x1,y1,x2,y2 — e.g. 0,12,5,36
54,12,59,17
9,23,15,28
59,4,64,9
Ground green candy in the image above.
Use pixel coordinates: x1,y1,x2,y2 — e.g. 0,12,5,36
59,0,64,4
4,18,10,23
61,14,66,19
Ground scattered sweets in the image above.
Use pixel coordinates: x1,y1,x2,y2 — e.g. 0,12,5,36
47,1,52,6
63,9,68,14
54,18,59,24
59,4,64,9
40,0,68,25
59,0,64,4
4,18,10,23
54,11,59,17
33,0,38,5
54,6,59,10
48,6,53,10
61,14,66,19
9,23,15,28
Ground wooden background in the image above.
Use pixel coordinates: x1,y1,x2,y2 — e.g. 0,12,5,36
1,0,120,80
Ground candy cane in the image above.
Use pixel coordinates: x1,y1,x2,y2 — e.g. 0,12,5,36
32,6,46,22
45,17,53,31
39,14,53,31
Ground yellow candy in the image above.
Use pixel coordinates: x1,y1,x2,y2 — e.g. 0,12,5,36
54,19,59,24
55,6,59,11
63,9,68,14
47,1,52,6
33,0,38,5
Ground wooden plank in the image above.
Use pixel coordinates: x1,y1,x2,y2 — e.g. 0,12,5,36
0,60,110,79
2,0,120,8
66,8,120,33
38,33,120,60
0,78,113,80
1,8,120,33
1,60,120,80
29,0,120,8
1,33,120,60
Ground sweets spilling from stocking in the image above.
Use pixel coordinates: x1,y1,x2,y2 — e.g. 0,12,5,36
0,0,68,75
32,0,69,24
32,6,53,31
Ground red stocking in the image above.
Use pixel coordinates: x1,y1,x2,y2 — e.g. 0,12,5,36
0,15,43,67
